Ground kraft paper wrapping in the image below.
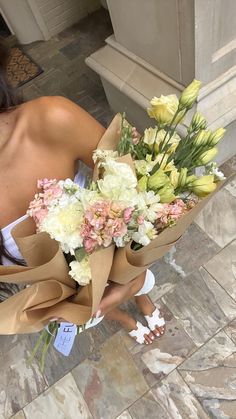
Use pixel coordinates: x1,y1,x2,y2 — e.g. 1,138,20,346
108,181,225,283
0,217,115,334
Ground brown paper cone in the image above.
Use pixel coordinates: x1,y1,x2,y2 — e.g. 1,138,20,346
109,179,227,284
0,217,115,334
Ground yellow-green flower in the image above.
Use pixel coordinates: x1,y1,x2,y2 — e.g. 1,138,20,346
179,79,201,110
193,130,211,147
154,153,175,172
189,111,206,132
158,184,176,203
208,127,226,146
148,169,169,191
186,174,197,185
138,175,148,192
156,129,181,151
197,147,218,165
177,168,188,187
147,94,183,125
169,168,179,188
143,127,158,145
188,175,217,197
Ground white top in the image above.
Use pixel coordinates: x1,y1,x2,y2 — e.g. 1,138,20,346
1,170,87,266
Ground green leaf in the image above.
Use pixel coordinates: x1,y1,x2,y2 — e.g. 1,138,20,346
75,248,86,262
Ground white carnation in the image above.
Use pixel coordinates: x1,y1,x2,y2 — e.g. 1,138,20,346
69,258,91,286
98,174,138,203
41,202,84,254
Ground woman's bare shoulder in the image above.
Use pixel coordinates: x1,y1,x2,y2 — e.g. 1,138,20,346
20,96,105,165
21,96,83,134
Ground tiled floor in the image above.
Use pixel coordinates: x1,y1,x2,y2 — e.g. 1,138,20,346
1,8,236,419
19,8,115,128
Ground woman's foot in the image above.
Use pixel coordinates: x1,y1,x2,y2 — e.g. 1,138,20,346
105,307,155,345
135,294,165,337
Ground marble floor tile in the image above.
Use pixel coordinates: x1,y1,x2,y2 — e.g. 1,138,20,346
129,370,208,419
225,175,236,197
10,411,25,419
195,187,236,247
164,223,220,277
72,333,149,419
179,331,236,418
149,260,180,301
116,411,132,419
28,318,120,387
0,333,25,357
204,239,236,301
162,267,236,347
220,155,236,178
145,223,220,303
23,373,92,419
122,303,196,387
225,319,236,344
0,340,47,418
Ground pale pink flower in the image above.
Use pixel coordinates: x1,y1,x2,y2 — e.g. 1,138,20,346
131,127,141,145
42,185,63,206
137,215,145,225
37,178,57,190
84,238,98,253
124,207,134,223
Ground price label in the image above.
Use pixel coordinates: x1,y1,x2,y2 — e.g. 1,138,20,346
53,322,77,356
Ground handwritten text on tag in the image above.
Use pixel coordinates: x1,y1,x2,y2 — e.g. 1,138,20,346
53,322,77,356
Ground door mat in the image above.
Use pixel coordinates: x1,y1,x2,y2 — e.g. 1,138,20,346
6,45,43,88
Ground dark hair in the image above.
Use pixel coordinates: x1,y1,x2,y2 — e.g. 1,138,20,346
0,38,23,267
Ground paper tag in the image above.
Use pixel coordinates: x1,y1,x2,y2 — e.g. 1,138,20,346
53,322,77,356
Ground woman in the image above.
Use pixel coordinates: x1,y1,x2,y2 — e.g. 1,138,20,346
0,42,165,345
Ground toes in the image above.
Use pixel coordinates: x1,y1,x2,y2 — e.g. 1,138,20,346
156,326,165,336
144,333,153,345
152,327,160,337
148,331,155,341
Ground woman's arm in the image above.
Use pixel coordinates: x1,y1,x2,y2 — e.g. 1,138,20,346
93,272,146,317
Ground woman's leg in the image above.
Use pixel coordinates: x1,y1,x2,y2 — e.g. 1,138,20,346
105,307,155,345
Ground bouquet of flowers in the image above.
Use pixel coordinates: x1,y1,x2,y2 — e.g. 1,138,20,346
26,154,139,367
93,80,226,283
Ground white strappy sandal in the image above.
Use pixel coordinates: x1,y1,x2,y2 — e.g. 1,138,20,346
128,321,153,344
144,307,165,335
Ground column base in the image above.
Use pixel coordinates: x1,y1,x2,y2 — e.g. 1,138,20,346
86,35,236,164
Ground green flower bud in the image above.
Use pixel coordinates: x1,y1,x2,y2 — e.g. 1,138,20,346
193,129,212,147
158,184,176,203
148,169,169,191
208,127,226,146
189,111,207,132
177,168,188,187
185,174,197,185
197,147,218,165
138,175,148,192
179,79,201,110
188,175,217,197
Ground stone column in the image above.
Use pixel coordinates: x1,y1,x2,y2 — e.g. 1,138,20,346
86,0,236,164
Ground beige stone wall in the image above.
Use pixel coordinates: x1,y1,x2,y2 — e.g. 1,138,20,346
35,0,101,36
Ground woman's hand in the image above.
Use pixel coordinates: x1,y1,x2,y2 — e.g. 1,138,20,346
93,272,146,318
